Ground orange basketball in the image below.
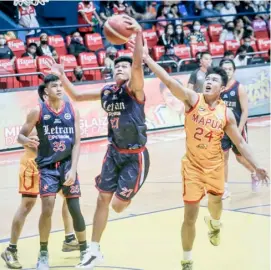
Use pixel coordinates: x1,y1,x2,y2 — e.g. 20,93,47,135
103,14,134,45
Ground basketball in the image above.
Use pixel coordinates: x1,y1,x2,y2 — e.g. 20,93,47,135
103,14,134,45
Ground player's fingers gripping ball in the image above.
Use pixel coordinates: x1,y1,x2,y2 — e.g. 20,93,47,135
103,14,137,45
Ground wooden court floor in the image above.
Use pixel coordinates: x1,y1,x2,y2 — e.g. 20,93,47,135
0,116,270,270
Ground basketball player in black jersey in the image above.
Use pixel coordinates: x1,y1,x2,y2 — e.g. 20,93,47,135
45,16,148,268
17,75,91,269
220,59,260,198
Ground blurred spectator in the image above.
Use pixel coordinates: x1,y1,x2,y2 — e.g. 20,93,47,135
186,21,207,46
194,0,206,15
234,45,249,66
223,50,235,59
158,24,176,54
113,0,129,14
102,46,117,79
170,4,182,25
220,0,237,23
73,66,85,82
99,1,114,23
219,21,238,43
175,24,187,45
0,34,16,62
200,1,221,25
22,42,37,59
156,4,171,30
188,51,212,93
236,0,255,25
68,31,92,58
4,31,17,41
78,0,102,36
37,33,58,62
17,3,40,36
252,0,270,20
233,18,245,40
242,35,254,53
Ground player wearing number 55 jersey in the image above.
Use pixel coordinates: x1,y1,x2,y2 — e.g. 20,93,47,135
45,17,149,268
17,74,92,269
140,38,269,270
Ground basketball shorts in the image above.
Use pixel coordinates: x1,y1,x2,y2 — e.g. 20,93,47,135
95,144,150,201
39,158,81,198
19,156,39,196
182,157,224,203
222,125,248,155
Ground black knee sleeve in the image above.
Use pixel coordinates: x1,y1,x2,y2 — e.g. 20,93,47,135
66,198,86,232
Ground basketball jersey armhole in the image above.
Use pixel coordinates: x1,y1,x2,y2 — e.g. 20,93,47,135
125,83,145,105
225,107,229,125
185,94,200,115
37,103,42,124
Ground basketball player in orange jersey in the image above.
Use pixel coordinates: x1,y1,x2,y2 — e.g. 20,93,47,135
220,59,260,199
130,40,269,270
1,126,79,269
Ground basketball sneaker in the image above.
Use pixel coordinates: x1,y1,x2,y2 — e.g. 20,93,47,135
222,189,231,200
204,216,221,246
36,251,49,270
62,239,80,252
76,247,104,269
251,173,260,193
1,248,22,269
181,260,193,270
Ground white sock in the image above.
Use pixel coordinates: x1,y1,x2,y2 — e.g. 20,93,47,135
90,242,100,253
211,218,221,228
183,251,192,261
224,183,228,189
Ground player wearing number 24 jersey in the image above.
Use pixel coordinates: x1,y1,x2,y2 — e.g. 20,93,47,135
140,38,269,270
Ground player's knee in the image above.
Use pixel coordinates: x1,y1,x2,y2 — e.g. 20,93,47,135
97,193,112,208
184,205,199,225
66,198,86,232
235,154,243,164
41,198,55,217
21,199,36,215
111,202,126,213
208,193,222,204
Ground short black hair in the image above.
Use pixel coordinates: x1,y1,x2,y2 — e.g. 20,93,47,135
28,42,37,48
224,50,234,57
114,56,133,66
206,67,228,86
38,74,59,102
219,59,236,71
200,51,211,58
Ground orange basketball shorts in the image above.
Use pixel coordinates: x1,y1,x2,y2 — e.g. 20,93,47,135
19,155,39,195
181,157,224,203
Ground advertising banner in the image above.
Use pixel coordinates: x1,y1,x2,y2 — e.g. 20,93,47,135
0,65,269,150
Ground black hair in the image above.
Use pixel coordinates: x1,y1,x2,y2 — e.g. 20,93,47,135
206,67,228,86
38,74,59,102
236,45,247,55
114,56,133,66
28,42,38,48
224,50,234,57
200,51,211,59
219,59,236,71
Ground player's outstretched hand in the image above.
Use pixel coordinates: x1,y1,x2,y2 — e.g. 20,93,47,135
123,15,142,32
127,38,149,60
256,167,269,186
64,169,76,186
25,137,39,149
44,57,65,78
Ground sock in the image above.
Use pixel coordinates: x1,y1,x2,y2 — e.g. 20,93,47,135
40,242,48,252
224,182,228,189
90,241,100,254
65,233,76,243
211,218,221,229
7,243,17,252
251,171,256,176
79,241,87,252
183,251,192,261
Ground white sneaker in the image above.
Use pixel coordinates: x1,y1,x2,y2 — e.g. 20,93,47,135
222,189,231,200
76,248,104,269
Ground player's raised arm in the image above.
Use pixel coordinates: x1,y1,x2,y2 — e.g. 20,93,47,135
18,106,40,149
224,108,269,183
140,40,198,109
125,16,144,102
238,84,249,132
45,61,101,102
